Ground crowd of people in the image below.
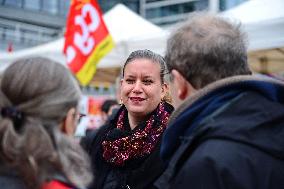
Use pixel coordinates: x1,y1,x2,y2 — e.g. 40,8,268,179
0,12,283,189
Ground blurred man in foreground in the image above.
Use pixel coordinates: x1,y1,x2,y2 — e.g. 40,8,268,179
155,13,284,189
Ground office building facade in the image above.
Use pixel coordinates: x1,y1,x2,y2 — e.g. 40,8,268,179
0,0,246,52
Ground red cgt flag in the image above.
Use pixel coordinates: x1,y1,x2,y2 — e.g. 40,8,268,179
64,0,114,86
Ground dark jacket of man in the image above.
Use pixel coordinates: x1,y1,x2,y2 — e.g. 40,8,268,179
155,75,284,189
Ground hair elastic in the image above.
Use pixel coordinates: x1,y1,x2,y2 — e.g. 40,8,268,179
1,107,24,131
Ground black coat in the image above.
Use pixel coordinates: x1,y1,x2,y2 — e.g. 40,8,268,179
83,104,173,189
0,165,27,189
155,76,284,189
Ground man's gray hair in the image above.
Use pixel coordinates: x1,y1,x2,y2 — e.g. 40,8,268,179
165,12,251,89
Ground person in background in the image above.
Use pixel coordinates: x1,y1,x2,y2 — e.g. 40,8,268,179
0,57,92,189
114,75,122,104
100,99,119,124
80,99,119,144
83,49,174,189
155,13,284,189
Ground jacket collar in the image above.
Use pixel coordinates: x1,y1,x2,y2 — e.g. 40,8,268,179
169,75,284,125
161,74,284,164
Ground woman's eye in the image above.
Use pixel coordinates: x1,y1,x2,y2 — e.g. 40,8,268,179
143,80,153,85
126,79,135,84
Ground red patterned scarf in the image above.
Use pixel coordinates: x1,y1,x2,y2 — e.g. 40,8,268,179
102,102,173,167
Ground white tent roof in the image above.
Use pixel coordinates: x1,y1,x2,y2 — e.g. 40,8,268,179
221,0,284,51
0,4,168,71
98,4,168,68
104,3,164,42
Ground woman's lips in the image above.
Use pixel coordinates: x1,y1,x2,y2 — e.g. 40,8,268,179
129,97,145,101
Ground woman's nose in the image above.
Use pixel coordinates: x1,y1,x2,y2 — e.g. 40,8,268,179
132,81,142,93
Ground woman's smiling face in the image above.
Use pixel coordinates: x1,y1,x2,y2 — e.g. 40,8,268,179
120,58,166,117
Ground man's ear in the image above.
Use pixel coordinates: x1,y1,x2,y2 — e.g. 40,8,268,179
61,107,76,136
171,69,195,100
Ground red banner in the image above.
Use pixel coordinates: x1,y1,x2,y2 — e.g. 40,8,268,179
64,0,114,86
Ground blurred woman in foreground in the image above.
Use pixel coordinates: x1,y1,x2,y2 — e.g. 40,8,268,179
0,57,92,189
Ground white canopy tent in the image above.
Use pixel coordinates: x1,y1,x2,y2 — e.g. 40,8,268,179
221,0,284,73
0,4,168,82
99,3,168,68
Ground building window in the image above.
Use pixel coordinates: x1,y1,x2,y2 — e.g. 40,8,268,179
24,0,40,11
42,0,58,14
219,0,247,11
98,0,118,13
121,0,139,13
142,0,208,25
58,0,70,16
97,0,140,13
2,0,23,8
146,2,194,19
